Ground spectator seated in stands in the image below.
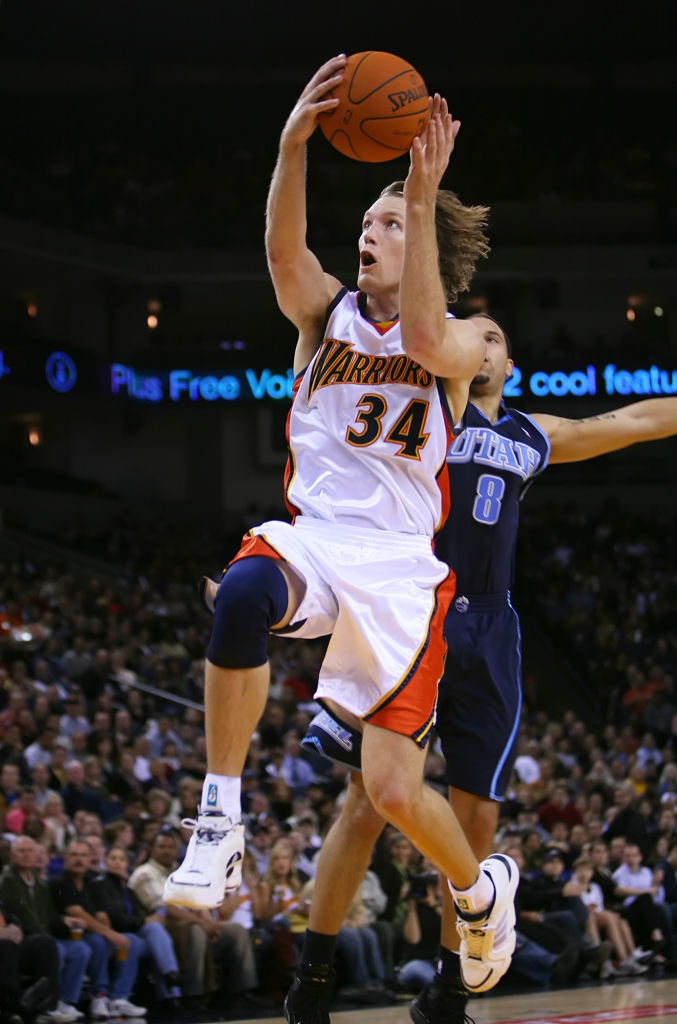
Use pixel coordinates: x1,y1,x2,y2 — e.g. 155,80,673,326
395,865,442,993
127,825,260,1015
91,845,181,1012
24,726,60,772
572,854,647,976
612,841,671,970
537,782,584,834
0,763,22,814
128,828,216,1011
59,696,91,742
31,762,59,811
49,837,147,1019
0,902,57,1024
0,836,84,1023
60,761,103,821
279,731,315,797
5,786,43,834
511,844,610,980
143,788,174,828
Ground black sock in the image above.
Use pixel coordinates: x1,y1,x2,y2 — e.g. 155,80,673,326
432,942,464,991
300,930,338,975
437,947,461,979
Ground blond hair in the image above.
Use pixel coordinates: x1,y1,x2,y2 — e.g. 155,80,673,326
379,181,490,303
264,838,302,895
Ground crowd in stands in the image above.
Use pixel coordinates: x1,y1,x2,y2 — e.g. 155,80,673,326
0,496,675,1021
516,496,677,726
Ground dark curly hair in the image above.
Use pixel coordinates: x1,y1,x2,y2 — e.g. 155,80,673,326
379,181,490,303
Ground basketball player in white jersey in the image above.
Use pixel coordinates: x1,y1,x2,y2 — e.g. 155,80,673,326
163,54,520,1010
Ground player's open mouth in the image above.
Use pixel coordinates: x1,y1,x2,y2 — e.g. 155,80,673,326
360,252,376,267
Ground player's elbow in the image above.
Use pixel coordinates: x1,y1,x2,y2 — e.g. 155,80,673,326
264,214,304,271
402,330,434,364
265,255,301,318
401,321,448,370
401,310,486,379
265,235,293,275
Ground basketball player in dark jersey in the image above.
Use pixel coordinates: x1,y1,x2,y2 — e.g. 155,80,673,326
287,313,677,1024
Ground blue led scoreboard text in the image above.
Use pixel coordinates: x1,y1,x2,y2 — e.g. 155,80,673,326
0,348,675,403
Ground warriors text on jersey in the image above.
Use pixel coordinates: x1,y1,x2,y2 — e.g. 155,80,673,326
436,401,551,593
284,288,456,537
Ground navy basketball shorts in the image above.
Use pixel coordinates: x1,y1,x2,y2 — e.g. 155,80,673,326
436,593,522,802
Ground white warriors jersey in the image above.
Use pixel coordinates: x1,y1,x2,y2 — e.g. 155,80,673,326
284,288,456,537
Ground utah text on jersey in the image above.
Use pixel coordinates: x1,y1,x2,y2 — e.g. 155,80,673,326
447,426,544,480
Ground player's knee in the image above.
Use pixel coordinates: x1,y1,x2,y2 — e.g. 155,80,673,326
342,782,385,841
364,771,413,824
207,556,289,669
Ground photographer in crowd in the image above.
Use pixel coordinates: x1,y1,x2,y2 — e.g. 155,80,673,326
396,863,443,993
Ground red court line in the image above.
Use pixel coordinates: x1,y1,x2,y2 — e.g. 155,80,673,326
495,1005,677,1023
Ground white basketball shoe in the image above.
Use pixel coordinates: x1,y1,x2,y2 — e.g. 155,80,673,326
455,853,519,992
163,811,244,908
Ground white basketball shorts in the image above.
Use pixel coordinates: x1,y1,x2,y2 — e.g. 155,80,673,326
230,516,454,745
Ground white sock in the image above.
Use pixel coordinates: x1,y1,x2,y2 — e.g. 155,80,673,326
449,869,495,917
201,773,241,819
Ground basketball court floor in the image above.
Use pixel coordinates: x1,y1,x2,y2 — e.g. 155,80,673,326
215,976,677,1024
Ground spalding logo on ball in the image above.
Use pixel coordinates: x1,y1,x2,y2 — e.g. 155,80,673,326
320,51,430,163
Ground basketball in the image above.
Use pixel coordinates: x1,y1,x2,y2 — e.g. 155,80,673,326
319,51,429,163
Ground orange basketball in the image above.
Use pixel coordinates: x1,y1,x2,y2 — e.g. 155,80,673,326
319,51,430,163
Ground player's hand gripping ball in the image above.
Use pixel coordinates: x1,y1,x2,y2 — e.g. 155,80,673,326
320,51,429,162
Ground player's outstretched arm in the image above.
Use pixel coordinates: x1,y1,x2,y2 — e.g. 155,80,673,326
532,397,677,463
265,54,346,332
400,96,484,382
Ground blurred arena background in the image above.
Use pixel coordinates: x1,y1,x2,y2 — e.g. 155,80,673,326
0,3,675,1019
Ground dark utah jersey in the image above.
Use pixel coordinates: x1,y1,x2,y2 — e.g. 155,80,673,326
436,401,551,594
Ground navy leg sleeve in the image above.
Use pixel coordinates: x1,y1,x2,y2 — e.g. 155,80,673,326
207,555,289,669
